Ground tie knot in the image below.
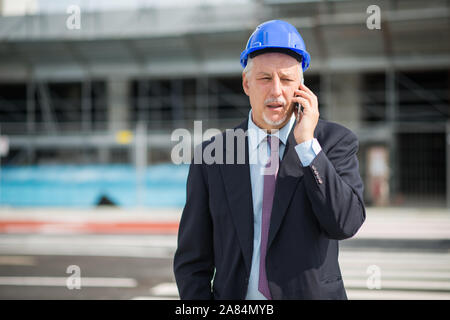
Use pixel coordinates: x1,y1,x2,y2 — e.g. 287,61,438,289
267,135,280,152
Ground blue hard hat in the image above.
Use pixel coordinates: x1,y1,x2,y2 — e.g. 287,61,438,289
240,20,311,72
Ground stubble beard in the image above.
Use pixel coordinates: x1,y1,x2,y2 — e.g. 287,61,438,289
262,110,288,127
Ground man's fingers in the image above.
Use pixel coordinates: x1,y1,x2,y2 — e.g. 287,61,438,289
295,89,318,111
300,82,315,97
295,89,315,102
293,96,310,111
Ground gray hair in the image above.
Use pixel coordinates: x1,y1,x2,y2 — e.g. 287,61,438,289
243,57,254,76
242,56,303,78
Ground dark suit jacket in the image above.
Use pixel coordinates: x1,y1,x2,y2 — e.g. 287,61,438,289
173,117,366,300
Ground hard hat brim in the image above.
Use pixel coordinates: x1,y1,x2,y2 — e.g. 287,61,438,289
240,45,311,71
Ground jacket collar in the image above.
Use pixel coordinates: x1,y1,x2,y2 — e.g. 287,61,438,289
247,109,295,152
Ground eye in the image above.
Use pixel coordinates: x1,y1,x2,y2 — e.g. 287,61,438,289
281,78,293,82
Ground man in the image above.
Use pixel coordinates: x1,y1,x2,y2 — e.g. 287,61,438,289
174,20,366,300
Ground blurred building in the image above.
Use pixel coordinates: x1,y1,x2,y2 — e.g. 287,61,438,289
0,0,449,208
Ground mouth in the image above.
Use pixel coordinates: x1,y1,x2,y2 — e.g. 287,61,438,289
266,103,284,110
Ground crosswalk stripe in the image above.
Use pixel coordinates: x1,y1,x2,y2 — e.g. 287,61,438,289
341,269,450,279
346,289,450,300
339,251,450,261
0,244,174,258
0,276,137,287
149,282,179,297
0,256,36,266
131,296,178,300
344,279,450,291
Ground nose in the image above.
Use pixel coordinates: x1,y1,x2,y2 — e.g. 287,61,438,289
269,76,282,97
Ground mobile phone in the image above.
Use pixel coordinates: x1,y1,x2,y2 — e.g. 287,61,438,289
295,78,305,115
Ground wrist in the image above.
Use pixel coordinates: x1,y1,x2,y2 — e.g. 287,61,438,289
295,134,314,145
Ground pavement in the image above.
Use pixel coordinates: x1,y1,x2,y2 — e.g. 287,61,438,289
0,206,449,300
0,206,448,241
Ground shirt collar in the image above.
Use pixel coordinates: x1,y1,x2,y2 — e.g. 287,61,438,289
247,109,295,152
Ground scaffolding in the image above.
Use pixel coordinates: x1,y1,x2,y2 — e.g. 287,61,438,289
0,0,449,207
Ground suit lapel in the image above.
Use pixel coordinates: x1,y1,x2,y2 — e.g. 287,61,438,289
268,124,304,249
219,119,254,275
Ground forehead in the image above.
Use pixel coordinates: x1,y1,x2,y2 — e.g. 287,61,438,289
252,52,300,74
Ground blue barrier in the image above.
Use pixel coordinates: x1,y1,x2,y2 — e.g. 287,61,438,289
0,164,189,208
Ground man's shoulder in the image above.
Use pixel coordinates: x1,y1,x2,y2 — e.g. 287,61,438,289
316,118,353,134
315,119,358,148
194,119,247,155
199,118,356,146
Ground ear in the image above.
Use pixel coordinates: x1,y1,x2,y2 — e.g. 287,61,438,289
242,72,250,96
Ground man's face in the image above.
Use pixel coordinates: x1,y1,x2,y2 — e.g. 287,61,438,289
242,52,303,131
